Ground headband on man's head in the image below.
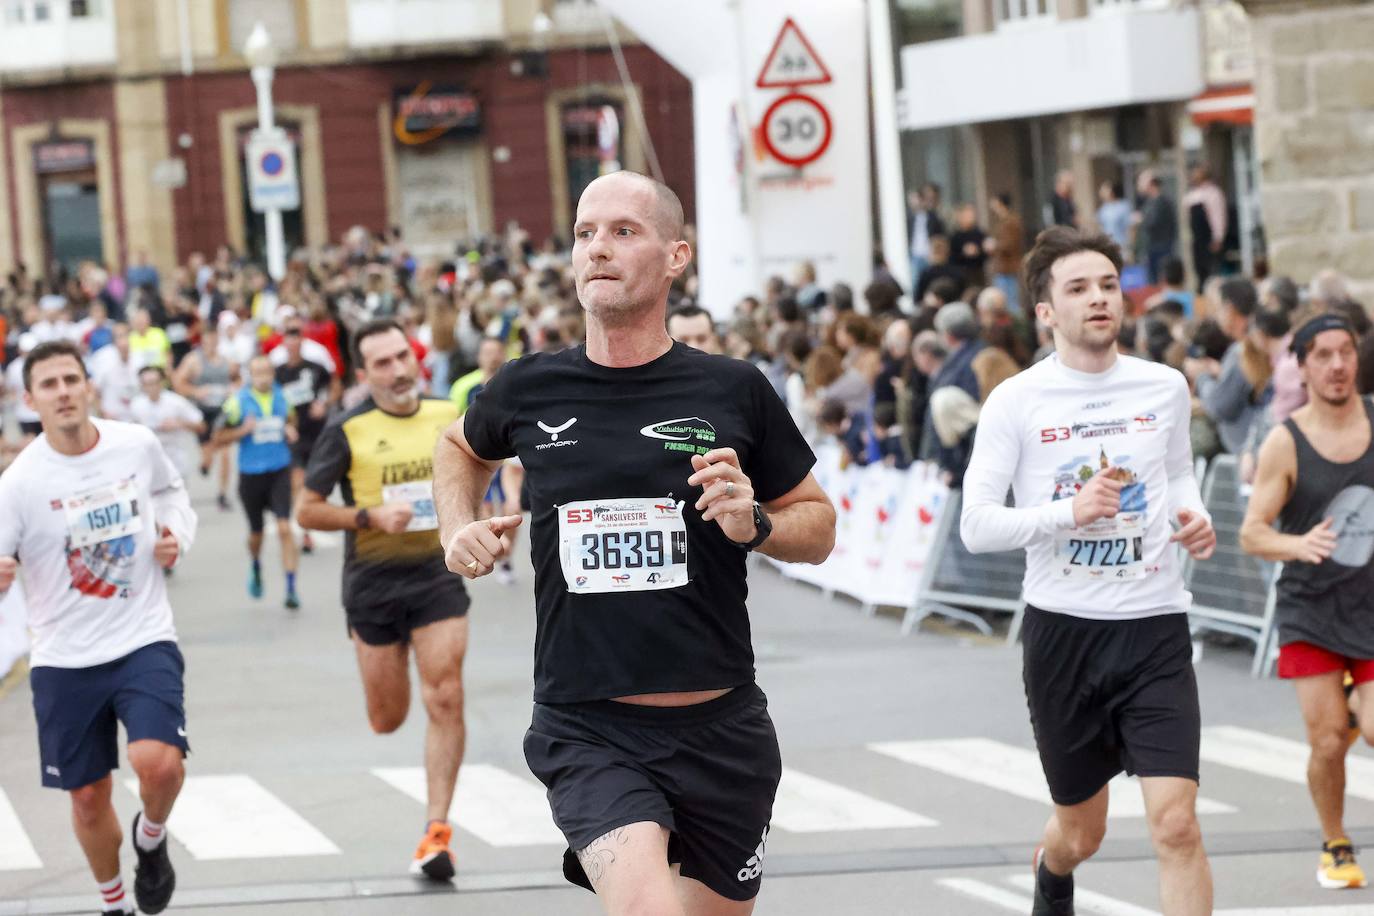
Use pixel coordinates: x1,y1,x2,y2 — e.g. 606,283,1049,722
1291,313,1356,362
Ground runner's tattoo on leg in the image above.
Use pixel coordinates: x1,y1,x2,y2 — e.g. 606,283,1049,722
576,827,631,883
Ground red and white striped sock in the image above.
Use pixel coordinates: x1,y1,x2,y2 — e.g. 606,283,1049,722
97,875,128,912
135,813,166,851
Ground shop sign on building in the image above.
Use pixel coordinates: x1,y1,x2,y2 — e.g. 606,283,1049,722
394,83,481,145
34,140,95,174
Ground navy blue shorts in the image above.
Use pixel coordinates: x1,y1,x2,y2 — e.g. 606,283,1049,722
30,641,190,791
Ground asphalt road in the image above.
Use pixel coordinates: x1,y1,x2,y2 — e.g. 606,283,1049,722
3,474,1374,915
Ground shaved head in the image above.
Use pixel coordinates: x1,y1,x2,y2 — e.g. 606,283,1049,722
582,170,684,242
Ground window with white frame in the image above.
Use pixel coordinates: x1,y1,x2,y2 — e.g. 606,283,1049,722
996,0,1057,27
70,0,104,18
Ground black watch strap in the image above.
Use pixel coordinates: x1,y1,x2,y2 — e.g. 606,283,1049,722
355,507,371,530
733,502,772,550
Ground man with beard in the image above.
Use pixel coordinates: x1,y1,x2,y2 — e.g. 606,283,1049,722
961,226,1216,915
1241,313,1374,890
296,319,469,881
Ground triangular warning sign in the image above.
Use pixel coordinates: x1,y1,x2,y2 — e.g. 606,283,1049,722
755,17,833,89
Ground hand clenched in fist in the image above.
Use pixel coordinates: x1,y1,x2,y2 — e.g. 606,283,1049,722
444,515,523,578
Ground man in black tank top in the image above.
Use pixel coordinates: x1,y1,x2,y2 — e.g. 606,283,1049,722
1241,313,1374,890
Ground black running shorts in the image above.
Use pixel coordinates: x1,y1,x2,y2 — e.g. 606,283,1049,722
238,467,292,533
524,683,782,902
1021,605,1201,806
345,590,468,646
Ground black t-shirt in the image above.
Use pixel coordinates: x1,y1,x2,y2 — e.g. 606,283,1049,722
275,360,331,439
165,314,196,367
464,342,816,703
949,228,987,277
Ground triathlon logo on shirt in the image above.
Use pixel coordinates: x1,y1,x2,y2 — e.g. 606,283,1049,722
639,417,717,455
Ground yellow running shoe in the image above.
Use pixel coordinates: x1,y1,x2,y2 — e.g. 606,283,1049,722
410,821,455,881
1318,839,1367,889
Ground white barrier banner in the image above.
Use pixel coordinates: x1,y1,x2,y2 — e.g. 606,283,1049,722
771,449,949,609
0,579,27,679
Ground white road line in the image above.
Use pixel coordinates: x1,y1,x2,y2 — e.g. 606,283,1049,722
1202,726,1374,801
0,787,42,871
373,764,565,847
771,768,937,833
123,775,339,860
1217,907,1374,915
936,877,1033,911
1008,873,1159,915
869,738,1234,818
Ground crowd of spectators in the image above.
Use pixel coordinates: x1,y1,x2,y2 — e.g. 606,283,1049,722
1,208,1368,506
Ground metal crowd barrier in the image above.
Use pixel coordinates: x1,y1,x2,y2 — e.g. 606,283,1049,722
1183,453,1279,677
775,452,1281,677
900,490,1024,638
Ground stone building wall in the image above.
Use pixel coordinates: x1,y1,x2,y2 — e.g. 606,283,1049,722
1245,0,1374,300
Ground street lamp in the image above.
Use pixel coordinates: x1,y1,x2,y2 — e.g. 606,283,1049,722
243,21,286,282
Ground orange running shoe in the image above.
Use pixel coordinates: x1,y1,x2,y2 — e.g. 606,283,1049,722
410,821,455,881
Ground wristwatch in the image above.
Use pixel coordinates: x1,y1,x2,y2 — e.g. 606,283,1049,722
355,507,371,530
731,501,773,551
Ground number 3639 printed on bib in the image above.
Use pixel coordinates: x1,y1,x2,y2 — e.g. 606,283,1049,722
558,497,689,594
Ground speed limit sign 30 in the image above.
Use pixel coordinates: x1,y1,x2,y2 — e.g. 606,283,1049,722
760,92,833,169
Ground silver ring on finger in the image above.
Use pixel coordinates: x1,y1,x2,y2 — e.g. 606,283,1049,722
725,481,735,498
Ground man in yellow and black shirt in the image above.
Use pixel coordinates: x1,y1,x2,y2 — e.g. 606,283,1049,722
297,318,470,883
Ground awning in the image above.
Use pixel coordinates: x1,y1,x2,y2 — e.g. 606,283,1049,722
1188,86,1254,126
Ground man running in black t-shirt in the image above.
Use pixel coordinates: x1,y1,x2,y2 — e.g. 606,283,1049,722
433,170,836,916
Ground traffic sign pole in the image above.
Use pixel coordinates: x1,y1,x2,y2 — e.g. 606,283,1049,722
251,64,286,282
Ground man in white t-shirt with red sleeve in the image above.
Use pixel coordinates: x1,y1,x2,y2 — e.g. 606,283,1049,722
961,227,1217,916
0,340,196,916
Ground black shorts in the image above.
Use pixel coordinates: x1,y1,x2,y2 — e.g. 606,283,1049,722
1022,605,1201,806
524,683,781,902
291,424,323,469
346,593,468,646
30,641,189,791
238,467,292,533
197,406,220,444
19,420,41,437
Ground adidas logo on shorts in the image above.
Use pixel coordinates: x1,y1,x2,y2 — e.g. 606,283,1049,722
736,826,769,882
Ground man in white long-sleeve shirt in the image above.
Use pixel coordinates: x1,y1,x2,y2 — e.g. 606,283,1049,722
0,340,197,916
960,227,1217,916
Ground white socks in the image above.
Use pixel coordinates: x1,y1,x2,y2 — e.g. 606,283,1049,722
98,874,128,912
135,813,166,852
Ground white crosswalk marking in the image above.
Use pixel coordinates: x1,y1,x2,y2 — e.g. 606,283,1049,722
0,787,42,871
123,775,339,860
1008,873,1160,915
771,768,937,833
869,738,1235,817
373,764,565,847
937,877,1032,910
1202,726,1374,801
1217,907,1374,915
